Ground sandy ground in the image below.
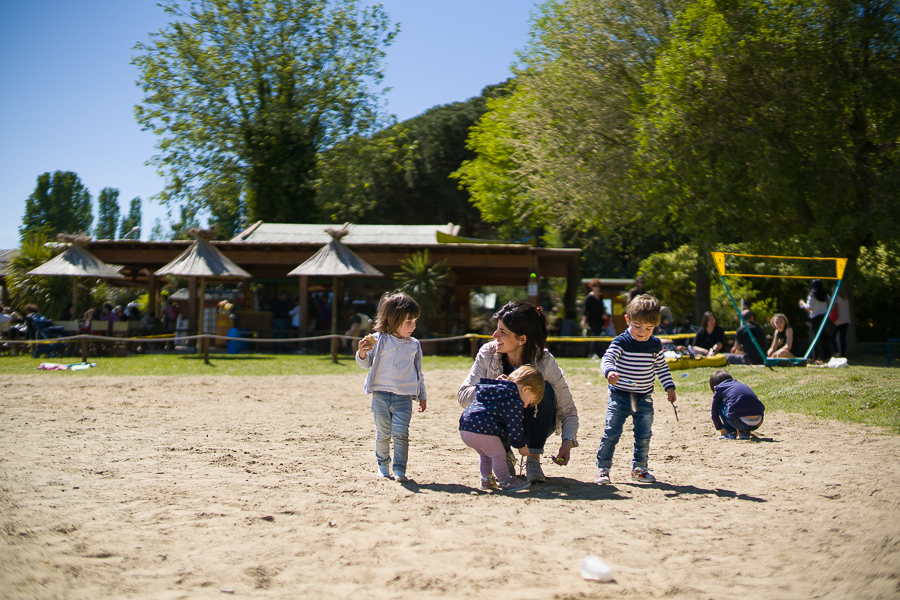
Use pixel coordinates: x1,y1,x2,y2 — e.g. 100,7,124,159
1,369,899,600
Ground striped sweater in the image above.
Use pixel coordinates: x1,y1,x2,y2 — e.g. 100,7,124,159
600,330,675,394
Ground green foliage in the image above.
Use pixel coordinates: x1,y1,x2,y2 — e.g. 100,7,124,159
20,171,92,241
96,188,121,240
133,0,397,230
855,243,900,340
393,250,449,323
120,197,142,240
6,234,91,319
317,85,504,236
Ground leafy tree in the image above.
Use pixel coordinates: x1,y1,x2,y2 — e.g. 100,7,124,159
20,171,92,241
120,197,142,240
317,84,506,236
148,218,168,241
133,0,397,229
7,234,93,319
171,206,201,240
96,188,121,240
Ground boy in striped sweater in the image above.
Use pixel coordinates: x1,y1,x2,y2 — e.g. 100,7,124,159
596,294,676,484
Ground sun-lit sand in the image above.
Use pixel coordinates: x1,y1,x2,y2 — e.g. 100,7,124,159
2,370,899,599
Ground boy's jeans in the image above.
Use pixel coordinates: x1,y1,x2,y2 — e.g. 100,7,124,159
596,389,654,470
371,391,414,474
718,403,763,435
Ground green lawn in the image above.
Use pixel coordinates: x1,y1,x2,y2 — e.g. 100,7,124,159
1,352,897,433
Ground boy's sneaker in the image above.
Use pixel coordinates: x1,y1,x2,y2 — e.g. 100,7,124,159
393,472,409,483
718,432,736,440
498,479,529,492
738,431,752,440
376,468,391,479
595,468,611,484
481,476,499,490
631,467,656,483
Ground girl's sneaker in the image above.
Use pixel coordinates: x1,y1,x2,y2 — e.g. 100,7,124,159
498,479,529,492
718,432,736,440
738,431,752,440
631,467,656,483
481,476,499,490
595,468,611,484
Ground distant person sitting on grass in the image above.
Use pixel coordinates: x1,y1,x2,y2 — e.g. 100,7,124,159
724,309,767,365
709,370,765,440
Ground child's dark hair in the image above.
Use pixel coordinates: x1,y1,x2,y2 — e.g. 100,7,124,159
492,301,547,366
626,294,661,325
508,366,545,405
374,291,420,335
709,370,734,391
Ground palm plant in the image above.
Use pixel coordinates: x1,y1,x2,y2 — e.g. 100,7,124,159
394,250,449,327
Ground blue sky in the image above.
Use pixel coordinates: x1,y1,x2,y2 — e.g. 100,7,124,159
0,1,536,249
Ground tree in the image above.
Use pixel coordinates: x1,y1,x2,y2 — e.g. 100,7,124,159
133,0,397,230
96,188,121,240
120,197,142,240
636,0,900,352
20,171,92,241
316,84,506,236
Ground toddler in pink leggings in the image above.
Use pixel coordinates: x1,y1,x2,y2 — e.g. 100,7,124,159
458,366,544,492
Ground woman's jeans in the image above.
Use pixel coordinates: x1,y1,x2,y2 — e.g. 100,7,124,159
596,389,654,470
809,315,832,362
524,382,557,455
371,391,413,475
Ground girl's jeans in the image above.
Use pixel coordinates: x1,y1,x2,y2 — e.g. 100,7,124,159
459,430,515,484
595,389,654,470
371,391,414,475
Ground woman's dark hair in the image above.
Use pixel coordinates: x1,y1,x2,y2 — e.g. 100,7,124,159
809,279,828,302
700,311,717,329
492,301,547,366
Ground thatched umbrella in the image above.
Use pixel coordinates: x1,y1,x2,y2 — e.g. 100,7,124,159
288,225,383,361
27,234,124,316
154,229,250,336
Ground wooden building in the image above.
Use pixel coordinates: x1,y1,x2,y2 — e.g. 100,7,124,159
83,223,581,336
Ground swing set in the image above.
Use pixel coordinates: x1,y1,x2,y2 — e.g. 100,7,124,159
711,251,847,367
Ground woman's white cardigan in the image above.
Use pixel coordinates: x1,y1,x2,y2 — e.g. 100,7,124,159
457,341,579,445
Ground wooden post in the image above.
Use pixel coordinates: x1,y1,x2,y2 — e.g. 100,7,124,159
203,335,210,365
147,272,157,318
299,275,308,337
470,334,478,359
331,276,339,363
72,277,78,318
81,337,87,363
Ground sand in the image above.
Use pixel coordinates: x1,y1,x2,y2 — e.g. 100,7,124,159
1,369,899,600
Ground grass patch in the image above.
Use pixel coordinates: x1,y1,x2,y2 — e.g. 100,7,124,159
556,356,900,434
2,352,897,433
0,352,475,377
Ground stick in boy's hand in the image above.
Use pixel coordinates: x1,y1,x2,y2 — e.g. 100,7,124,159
672,404,679,421
666,388,678,420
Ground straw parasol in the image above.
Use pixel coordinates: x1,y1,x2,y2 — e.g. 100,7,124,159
154,229,250,335
27,234,124,316
288,225,383,361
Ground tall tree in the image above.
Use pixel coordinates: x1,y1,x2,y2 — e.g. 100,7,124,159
96,188,121,240
316,85,505,236
637,0,900,346
133,0,397,229
20,171,93,241
120,196,143,240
